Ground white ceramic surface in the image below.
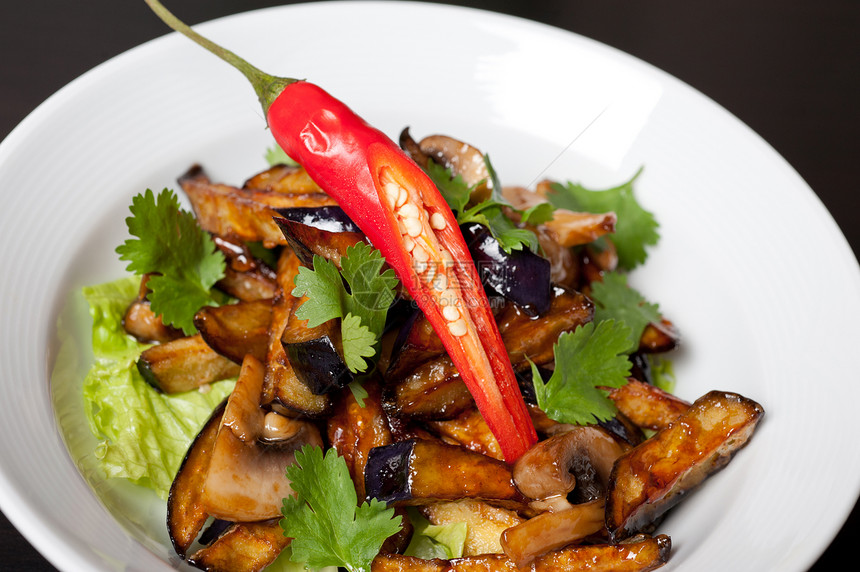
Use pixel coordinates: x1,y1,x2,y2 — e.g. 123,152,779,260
1,2,858,570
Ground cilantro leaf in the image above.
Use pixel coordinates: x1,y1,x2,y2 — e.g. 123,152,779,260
115,189,225,335
292,244,399,374
281,446,402,572
423,156,546,254
425,159,471,214
589,271,661,351
549,168,658,269
532,320,632,425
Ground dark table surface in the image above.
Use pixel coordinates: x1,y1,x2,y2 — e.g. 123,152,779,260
1,1,858,570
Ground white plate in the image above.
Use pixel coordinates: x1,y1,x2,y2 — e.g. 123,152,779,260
1,2,858,570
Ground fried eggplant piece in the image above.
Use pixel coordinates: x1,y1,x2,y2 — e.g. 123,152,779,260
608,379,691,432
179,165,335,247
372,554,450,572
261,249,330,416
194,299,272,365
273,206,367,269
327,379,393,499
243,163,322,194
365,439,524,507
639,319,680,353
606,391,764,541
211,235,278,301
426,408,503,461
167,400,226,557
187,518,290,572
423,500,524,556
373,535,671,571
138,334,240,393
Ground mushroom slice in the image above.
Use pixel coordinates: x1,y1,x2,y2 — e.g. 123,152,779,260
415,134,493,204
512,426,628,512
201,354,323,522
500,500,605,567
606,390,764,541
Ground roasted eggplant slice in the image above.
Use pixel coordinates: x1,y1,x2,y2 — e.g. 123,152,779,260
187,518,290,572
194,299,272,365
138,334,240,394
179,165,336,247
273,206,366,268
372,534,671,571
460,222,552,317
607,379,691,432
243,163,322,194
285,334,353,395
261,249,330,416
606,391,764,541
365,439,523,507
426,408,503,461
167,399,226,557
201,355,323,522
327,380,392,499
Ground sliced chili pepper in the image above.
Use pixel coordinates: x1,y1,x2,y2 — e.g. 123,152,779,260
145,0,537,461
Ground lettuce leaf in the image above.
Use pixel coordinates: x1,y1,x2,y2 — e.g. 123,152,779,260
81,276,234,499
404,508,468,560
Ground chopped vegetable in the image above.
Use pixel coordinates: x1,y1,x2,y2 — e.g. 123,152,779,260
280,445,402,572
404,508,468,560
590,271,662,350
549,169,659,269
116,188,226,334
291,243,399,373
531,320,633,425
81,276,234,498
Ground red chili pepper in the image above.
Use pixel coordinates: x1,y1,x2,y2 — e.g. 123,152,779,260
145,0,537,461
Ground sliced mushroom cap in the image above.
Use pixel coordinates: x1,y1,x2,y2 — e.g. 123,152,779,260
513,426,629,512
201,355,323,522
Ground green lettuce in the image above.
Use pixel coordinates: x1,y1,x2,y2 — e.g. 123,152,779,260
81,276,234,499
404,508,468,560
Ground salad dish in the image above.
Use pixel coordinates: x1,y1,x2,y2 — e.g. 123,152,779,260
82,2,763,570
0,2,858,572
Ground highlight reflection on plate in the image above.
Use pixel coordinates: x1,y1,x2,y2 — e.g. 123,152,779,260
0,2,858,571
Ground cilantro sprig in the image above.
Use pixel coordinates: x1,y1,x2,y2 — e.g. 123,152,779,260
291,243,399,374
115,188,226,335
425,156,552,253
548,168,659,269
589,271,661,351
531,320,633,425
281,446,402,572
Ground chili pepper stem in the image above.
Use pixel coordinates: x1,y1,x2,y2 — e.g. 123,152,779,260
144,0,296,115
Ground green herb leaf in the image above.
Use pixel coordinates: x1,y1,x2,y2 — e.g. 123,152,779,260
425,160,472,214
589,271,661,351
533,320,632,425
265,143,298,167
281,446,402,572
549,168,658,269
115,189,225,334
292,244,399,374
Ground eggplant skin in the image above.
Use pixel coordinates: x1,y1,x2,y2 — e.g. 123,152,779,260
167,399,226,557
365,439,522,507
606,391,764,542
371,534,671,571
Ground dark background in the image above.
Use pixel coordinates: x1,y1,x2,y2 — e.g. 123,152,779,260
1,0,857,570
